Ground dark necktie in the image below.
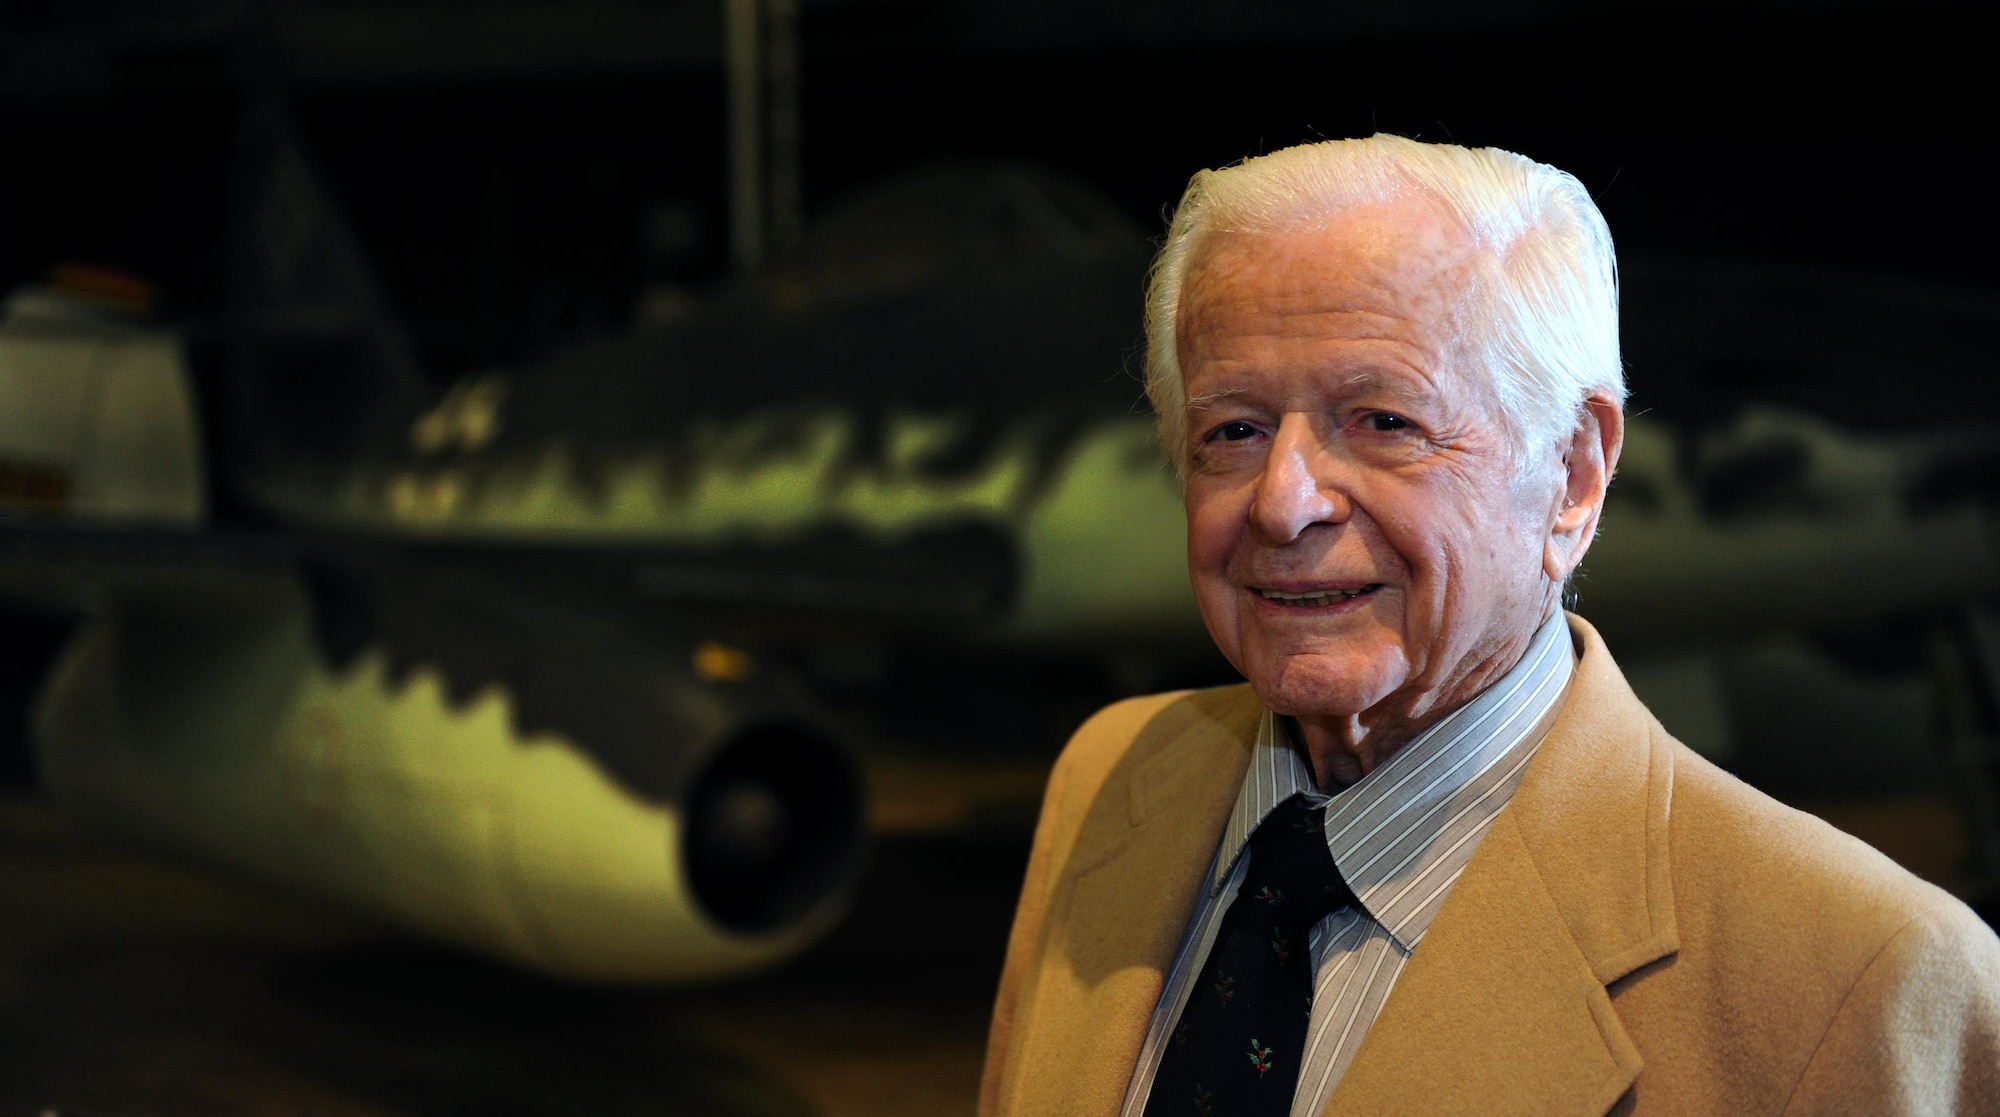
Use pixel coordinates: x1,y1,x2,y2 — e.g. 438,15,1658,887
1143,793,1356,1117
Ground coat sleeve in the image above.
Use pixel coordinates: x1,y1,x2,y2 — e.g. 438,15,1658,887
1780,899,2000,1115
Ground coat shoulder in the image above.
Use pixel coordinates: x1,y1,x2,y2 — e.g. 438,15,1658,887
1663,738,1978,941
1046,684,1261,806
1632,735,2000,1110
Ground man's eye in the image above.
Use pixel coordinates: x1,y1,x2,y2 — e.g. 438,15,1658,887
1207,420,1260,442
1361,412,1411,432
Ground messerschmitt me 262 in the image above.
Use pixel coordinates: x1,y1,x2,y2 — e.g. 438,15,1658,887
2,99,1997,983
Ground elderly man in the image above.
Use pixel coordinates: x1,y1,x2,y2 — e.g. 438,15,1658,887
980,135,2000,1116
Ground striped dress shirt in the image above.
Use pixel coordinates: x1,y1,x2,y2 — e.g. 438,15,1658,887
1119,612,1576,1117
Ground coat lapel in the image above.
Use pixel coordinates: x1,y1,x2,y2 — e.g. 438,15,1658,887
1327,816,1647,1115
1007,686,1262,1117
1327,615,1679,1117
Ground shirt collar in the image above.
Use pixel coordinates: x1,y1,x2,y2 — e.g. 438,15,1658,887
1211,612,1576,948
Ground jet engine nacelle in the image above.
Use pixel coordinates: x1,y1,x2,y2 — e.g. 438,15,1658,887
31,564,866,984
0,280,204,527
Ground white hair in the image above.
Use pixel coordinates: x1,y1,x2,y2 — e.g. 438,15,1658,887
1144,133,1625,478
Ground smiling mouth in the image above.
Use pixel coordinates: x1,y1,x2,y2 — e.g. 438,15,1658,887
1255,585,1383,607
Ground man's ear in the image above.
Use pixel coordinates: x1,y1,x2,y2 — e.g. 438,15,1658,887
1543,393,1624,582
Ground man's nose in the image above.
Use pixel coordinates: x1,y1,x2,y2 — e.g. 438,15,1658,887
1248,414,1350,542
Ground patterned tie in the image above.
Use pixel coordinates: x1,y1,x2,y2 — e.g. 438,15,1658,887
1143,794,1356,1117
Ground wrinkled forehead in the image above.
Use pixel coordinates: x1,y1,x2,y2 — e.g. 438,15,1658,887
1175,199,1489,378
1180,196,1481,314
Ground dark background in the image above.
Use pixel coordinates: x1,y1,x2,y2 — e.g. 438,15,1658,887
5,1,1995,384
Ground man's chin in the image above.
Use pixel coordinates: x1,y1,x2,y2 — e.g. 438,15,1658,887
1244,653,1408,726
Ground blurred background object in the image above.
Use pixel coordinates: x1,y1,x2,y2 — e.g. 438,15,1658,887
1,1,1996,1112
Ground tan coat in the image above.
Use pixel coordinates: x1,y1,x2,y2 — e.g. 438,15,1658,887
981,615,2000,1116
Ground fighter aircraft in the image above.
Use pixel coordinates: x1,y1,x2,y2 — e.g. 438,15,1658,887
0,97,1193,985
3,99,1996,986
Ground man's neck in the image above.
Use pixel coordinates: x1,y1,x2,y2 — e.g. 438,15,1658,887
1289,713,1411,792
1289,614,1561,792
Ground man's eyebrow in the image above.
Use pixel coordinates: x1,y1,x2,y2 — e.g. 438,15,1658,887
1329,370,1448,402
1185,387,1246,414
1183,370,1433,426
1187,370,1385,410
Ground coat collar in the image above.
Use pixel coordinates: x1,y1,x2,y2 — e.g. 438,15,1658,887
1325,614,1679,1116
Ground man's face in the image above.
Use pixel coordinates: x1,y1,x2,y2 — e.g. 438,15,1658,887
1177,201,1566,736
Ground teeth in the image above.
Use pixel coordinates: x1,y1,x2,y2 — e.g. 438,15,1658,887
1259,586,1374,606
